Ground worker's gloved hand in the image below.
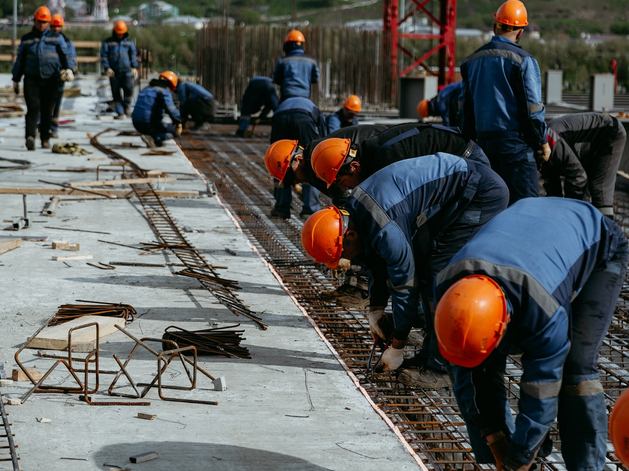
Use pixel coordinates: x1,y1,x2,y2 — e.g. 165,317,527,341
174,123,183,136
485,430,509,470
60,69,74,82
368,309,386,340
336,258,351,271
378,345,404,371
536,142,551,162
131,68,139,79
12,81,19,95
106,68,115,77
501,457,534,471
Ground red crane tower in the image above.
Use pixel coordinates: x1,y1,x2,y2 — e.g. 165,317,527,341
383,0,457,96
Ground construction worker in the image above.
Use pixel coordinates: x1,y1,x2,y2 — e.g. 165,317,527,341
460,0,549,205
269,96,327,220
273,30,320,102
131,71,182,148
301,154,509,389
541,112,626,219
433,197,628,470
610,388,629,466
417,81,463,128
325,95,361,134
176,79,217,131
101,20,138,119
12,6,75,151
49,13,76,138
236,76,279,137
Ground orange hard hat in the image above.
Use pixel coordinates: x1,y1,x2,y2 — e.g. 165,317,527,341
264,139,299,182
435,275,509,368
114,20,128,34
33,6,52,22
343,95,361,113
301,206,347,269
159,71,178,90
285,30,305,44
494,0,528,27
610,388,629,466
417,99,430,118
311,138,354,188
51,14,64,26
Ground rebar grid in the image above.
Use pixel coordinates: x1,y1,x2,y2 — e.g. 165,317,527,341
183,132,629,470
0,396,19,470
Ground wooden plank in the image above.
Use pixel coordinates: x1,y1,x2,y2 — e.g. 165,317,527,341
52,254,93,261
0,235,48,242
27,315,127,352
67,177,176,187
0,238,21,255
0,187,200,198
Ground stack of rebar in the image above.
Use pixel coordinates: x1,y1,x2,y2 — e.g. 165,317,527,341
49,300,136,325
162,325,250,359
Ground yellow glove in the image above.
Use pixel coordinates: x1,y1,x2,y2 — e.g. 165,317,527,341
131,68,139,79
336,258,351,271
379,345,404,371
106,68,115,77
175,123,183,136
538,142,551,162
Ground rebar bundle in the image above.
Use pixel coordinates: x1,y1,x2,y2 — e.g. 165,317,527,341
49,300,136,325
162,325,251,359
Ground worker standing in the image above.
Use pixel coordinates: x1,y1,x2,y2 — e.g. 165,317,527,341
131,71,182,148
12,6,74,151
541,112,626,218
417,81,463,128
49,13,76,138
433,197,628,470
301,154,508,389
176,79,217,131
101,20,138,119
325,95,361,134
273,30,320,102
460,0,549,204
236,76,279,137
269,96,327,220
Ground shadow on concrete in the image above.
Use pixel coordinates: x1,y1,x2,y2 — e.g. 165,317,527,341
93,441,333,471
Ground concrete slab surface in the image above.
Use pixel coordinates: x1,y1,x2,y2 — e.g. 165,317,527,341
0,74,420,470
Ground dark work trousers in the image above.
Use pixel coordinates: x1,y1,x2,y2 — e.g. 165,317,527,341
132,120,176,146
24,76,59,142
110,71,134,115
51,80,65,133
181,98,216,125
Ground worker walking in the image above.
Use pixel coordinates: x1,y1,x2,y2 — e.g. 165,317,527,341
12,6,75,151
269,96,327,220
301,154,509,389
176,79,217,131
101,20,138,119
49,13,76,138
273,30,320,102
417,81,463,128
325,95,361,134
236,76,279,137
131,71,182,148
542,112,626,218
433,197,628,470
460,0,549,204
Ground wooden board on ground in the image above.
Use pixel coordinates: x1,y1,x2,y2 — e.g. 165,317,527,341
27,315,127,352
0,238,21,255
67,177,176,187
0,235,48,242
0,187,199,198
52,254,93,261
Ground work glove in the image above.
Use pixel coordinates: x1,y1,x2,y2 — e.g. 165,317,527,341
131,68,139,79
368,309,386,340
485,431,509,470
60,69,74,82
174,123,183,136
106,68,115,77
336,258,351,271
378,345,404,371
536,142,551,162
12,81,19,95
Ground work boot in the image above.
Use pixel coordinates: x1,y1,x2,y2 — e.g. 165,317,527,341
235,129,245,137
114,113,125,120
140,135,156,148
398,367,451,389
124,106,132,117
41,140,50,149
270,208,290,219
50,131,59,139
299,211,313,221
25,136,35,151
320,284,369,308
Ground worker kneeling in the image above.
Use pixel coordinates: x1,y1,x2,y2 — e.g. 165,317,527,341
433,197,629,470
132,71,182,148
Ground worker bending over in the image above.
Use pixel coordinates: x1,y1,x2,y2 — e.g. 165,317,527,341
177,78,217,131
417,81,463,128
434,197,628,471
236,76,279,137
325,95,361,133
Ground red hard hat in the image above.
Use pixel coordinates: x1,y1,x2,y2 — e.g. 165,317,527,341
301,206,347,269
343,95,361,113
435,275,509,368
264,140,299,182
285,30,305,44
494,0,528,27
159,71,178,90
114,20,128,34
34,6,52,22
610,388,629,466
311,138,353,188
51,14,64,26
417,99,430,118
